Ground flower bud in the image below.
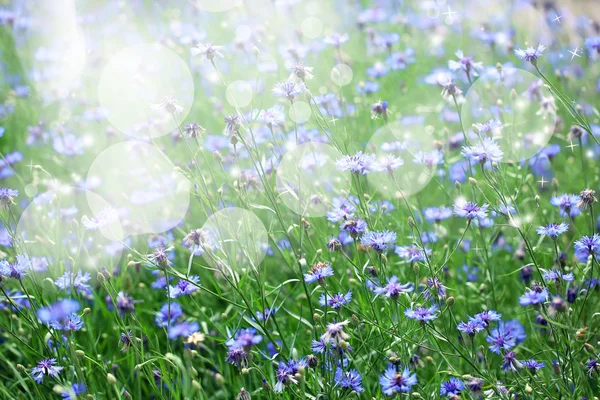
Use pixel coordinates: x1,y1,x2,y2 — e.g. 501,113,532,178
107,373,117,385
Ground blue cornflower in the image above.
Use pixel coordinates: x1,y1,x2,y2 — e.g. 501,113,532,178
311,339,327,354
340,218,368,238
226,347,248,368
440,377,465,397
60,382,87,400
473,310,502,327
502,351,522,371
574,234,600,262
424,277,447,301
37,299,81,326
515,44,545,65
356,80,380,95
227,328,263,349
395,245,431,263
519,287,549,306
522,359,545,374
50,313,84,332
304,262,334,285
360,230,397,253
424,206,453,223
500,320,527,344
120,331,134,352
536,222,569,239
486,325,517,354
155,302,183,327
273,359,308,393
457,318,486,336
31,358,63,383
168,276,200,298
255,307,277,322
53,270,93,297
335,369,364,393
474,119,502,135
584,36,600,55
543,269,574,283
319,291,352,309
168,321,199,339
0,254,30,280
272,80,306,101
377,154,404,173
413,150,444,168
462,138,503,165
550,194,581,217
386,49,416,70
373,276,414,299
379,364,418,395
405,305,439,322
453,199,489,220
448,50,483,78
0,187,18,208
336,151,380,175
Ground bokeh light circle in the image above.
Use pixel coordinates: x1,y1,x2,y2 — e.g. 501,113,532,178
276,142,350,217
226,80,254,108
86,141,191,239
301,17,323,39
199,207,268,273
188,0,243,12
461,67,557,163
289,101,311,124
98,42,194,139
331,64,353,86
15,185,124,274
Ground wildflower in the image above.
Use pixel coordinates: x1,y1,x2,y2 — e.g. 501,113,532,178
191,42,224,60
574,234,600,262
258,104,286,128
424,277,447,301
340,218,368,238
404,304,439,322
379,364,418,395
319,291,352,309
186,331,206,347
115,291,136,314
548,296,568,316
155,302,183,327
523,359,545,374
120,331,134,352
304,262,334,284
502,351,522,371
486,325,516,354
60,382,87,399
0,254,30,280
151,96,184,115
321,320,350,345
169,276,200,298
326,237,343,251
37,299,81,326
550,194,581,217
586,358,600,376
0,187,18,208
324,32,350,47
224,114,241,134
183,122,205,138
289,60,314,81
515,44,545,65
226,347,248,368
273,359,308,392
536,222,569,239
373,276,414,299
413,150,444,168
51,313,84,332
236,388,251,400
448,50,483,79
53,270,93,297
584,36,600,55
395,245,431,263
168,321,200,339
335,369,364,393
272,81,306,101
537,95,557,118
453,199,489,220
183,228,209,248
226,328,263,349
473,310,502,327
578,189,597,210
336,151,380,175
543,269,574,283
500,319,527,344
377,154,404,173
519,286,549,306
30,358,63,383
360,230,397,253
461,138,503,165
457,318,486,336
255,308,277,322
440,80,462,98
371,100,388,119
440,377,465,397
424,206,453,223
465,377,484,396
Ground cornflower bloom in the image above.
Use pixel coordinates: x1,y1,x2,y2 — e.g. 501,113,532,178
461,138,503,165
360,230,397,253
457,318,486,336
319,291,352,309
574,234,600,262
335,369,364,393
440,377,465,397
448,50,483,80
502,351,522,371
542,269,574,284
191,42,224,60
336,151,380,175
321,320,350,345
0,254,30,280
515,44,545,65
453,199,489,220
486,325,516,354
522,359,545,374
31,359,63,383
379,364,418,395
168,276,200,298
536,222,568,239
0,187,18,208
272,80,306,101
404,305,439,322
373,276,414,299
395,245,431,263
519,286,549,306
304,262,334,284
550,194,581,217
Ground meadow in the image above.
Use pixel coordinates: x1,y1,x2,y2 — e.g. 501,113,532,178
0,0,600,399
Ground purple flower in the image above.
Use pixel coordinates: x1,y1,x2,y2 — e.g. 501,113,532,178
537,222,569,239
360,230,397,253
319,291,352,309
522,359,545,374
272,81,306,101
120,331,133,352
324,32,349,47
37,299,81,326
542,269,574,283
424,277,447,301
226,347,248,368
336,151,380,175
377,154,404,172
473,310,502,327
519,287,549,306
273,359,308,392
255,307,277,322
30,359,63,383
461,138,503,165
457,318,486,336
424,206,453,223
50,313,83,332
550,194,581,217
53,270,92,297
258,104,286,127
335,369,364,393
304,262,334,284
448,50,483,78
486,325,516,354
226,328,263,349
60,382,86,400
502,351,522,371
191,42,224,60
405,305,439,322
440,377,465,397
453,199,489,220
515,44,546,64
0,187,18,208
168,276,200,298
340,218,368,238
584,36,600,55
574,234,600,262
168,321,199,339
379,364,418,395
0,254,30,280
373,276,414,299
155,302,183,328
395,245,431,263
321,320,350,344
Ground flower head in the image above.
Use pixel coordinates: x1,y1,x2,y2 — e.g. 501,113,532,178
536,222,569,239
0,254,30,280
453,199,489,220
169,276,200,298
304,262,334,284
515,44,545,65
461,138,503,165
360,230,397,253
0,187,18,208
550,194,581,217
405,304,439,322
272,81,306,101
31,358,63,383
191,42,224,60
319,291,352,309
373,276,414,299
440,377,465,397
379,364,418,395
336,151,380,175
